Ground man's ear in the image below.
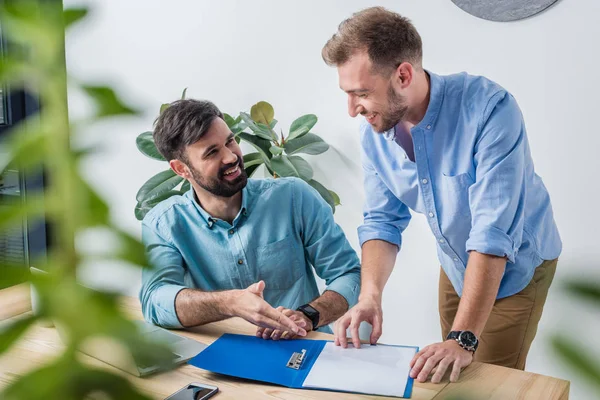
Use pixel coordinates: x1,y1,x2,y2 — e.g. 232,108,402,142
395,62,414,89
169,159,191,179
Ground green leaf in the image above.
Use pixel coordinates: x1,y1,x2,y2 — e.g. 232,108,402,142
0,265,29,290
160,103,170,114
564,281,600,306
78,175,110,227
243,152,264,168
269,119,278,129
223,113,236,128
0,120,48,175
288,114,317,141
288,155,313,181
307,179,336,213
552,336,600,390
0,195,45,232
245,163,261,178
2,359,152,400
329,190,341,206
135,169,183,203
136,131,166,161
238,132,272,163
111,228,147,267
81,85,139,117
63,7,88,29
250,101,275,125
181,180,191,192
269,145,284,156
284,133,329,155
0,315,37,355
270,155,313,181
181,87,188,99
134,190,182,220
240,113,275,141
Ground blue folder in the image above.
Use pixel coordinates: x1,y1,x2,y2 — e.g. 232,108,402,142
188,333,416,398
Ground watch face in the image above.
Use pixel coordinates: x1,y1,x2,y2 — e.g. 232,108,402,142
459,331,477,347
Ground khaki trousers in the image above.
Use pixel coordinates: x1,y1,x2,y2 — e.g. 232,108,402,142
438,258,557,370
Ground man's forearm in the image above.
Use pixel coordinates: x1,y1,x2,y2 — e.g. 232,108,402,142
451,251,506,336
174,288,238,327
359,240,398,300
309,290,349,327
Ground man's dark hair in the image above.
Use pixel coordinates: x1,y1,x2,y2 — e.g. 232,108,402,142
153,99,224,161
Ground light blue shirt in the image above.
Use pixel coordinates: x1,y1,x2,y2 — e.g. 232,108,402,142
358,71,561,299
140,177,361,331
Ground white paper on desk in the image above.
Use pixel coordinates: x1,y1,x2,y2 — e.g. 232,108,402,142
302,342,417,397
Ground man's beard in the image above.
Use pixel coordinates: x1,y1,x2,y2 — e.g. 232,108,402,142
188,158,248,198
373,84,409,133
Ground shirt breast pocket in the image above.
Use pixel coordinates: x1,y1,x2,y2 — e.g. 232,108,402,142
440,172,473,218
254,236,303,290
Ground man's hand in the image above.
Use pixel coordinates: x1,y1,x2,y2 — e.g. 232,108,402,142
409,340,473,383
228,281,307,337
255,307,311,340
333,295,383,348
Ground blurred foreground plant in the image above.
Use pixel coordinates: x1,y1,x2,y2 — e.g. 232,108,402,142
0,1,172,399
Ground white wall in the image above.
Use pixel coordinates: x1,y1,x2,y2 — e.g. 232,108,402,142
64,1,600,398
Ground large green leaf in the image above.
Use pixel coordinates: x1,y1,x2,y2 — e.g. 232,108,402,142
238,132,272,163
552,336,600,391
81,85,139,117
288,155,313,181
243,152,264,168
240,113,275,141
0,195,45,231
134,190,182,220
250,101,275,125
180,180,191,193
269,145,284,156
136,131,166,161
78,174,110,228
135,169,183,203
63,7,88,29
307,179,337,213
0,315,37,355
270,155,313,181
0,264,29,290
223,113,236,128
287,114,317,141
284,133,329,155
564,281,600,306
111,227,148,267
245,163,262,178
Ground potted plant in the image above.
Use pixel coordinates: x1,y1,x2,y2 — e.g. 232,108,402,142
134,97,340,220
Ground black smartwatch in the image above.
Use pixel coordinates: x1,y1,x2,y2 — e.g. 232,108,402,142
446,330,479,353
296,304,320,330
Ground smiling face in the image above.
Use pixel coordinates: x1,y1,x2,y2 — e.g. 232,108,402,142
338,51,409,133
175,117,247,198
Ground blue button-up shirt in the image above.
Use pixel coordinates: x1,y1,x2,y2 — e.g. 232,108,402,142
140,177,361,331
358,71,561,299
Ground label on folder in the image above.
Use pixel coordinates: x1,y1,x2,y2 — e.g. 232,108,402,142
188,333,417,398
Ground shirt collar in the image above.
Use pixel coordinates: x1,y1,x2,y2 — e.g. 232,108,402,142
185,184,250,229
382,70,445,141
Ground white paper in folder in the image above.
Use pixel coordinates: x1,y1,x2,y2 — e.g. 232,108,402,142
302,342,418,398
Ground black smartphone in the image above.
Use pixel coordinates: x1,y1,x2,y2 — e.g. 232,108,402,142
164,383,219,400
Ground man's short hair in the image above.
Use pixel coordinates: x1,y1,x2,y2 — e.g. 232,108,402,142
322,7,423,75
153,99,224,161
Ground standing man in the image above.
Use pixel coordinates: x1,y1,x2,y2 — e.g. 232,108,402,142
321,7,561,383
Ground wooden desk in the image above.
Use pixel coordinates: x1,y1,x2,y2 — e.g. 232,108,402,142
0,284,570,399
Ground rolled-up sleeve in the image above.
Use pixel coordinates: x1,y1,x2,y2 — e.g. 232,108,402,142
357,150,411,251
139,219,187,328
466,92,526,263
293,179,361,308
